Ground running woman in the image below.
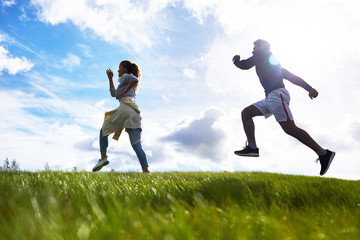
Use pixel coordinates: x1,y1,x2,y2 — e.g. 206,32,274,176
92,60,149,173
232,39,335,176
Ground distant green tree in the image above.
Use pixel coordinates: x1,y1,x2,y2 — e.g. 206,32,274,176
3,158,10,171
11,159,20,171
44,162,50,171
2,158,20,171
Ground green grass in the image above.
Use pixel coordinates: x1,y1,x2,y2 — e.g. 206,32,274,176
1,171,359,239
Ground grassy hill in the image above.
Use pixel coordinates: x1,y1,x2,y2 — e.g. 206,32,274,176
1,171,359,239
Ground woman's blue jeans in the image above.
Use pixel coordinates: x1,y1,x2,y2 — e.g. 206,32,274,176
99,128,148,167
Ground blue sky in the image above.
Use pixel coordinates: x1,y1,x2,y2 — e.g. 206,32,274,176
1,0,360,179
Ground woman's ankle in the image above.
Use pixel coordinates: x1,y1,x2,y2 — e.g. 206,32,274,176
100,151,107,159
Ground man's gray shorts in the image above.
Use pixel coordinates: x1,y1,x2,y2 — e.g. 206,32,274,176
253,88,293,122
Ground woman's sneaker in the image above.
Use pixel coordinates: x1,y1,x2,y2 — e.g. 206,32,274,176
317,150,335,176
234,145,259,157
92,157,109,172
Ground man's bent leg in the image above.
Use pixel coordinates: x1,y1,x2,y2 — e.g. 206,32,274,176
242,105,263,144
279,120,336,175
235,105,263,157
279,120,322,153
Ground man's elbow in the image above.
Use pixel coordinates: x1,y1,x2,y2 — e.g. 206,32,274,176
235,62,251,70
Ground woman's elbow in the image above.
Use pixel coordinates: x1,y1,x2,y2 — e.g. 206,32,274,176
109,89,116,97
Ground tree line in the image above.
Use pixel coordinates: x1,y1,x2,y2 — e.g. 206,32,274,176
1,158,113,172
1,157,20,171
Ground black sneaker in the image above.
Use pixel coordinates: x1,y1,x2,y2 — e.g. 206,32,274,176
234,145,259,157
317,150,335,176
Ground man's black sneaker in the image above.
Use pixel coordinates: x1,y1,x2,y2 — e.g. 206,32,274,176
317,150,335,176
234,145,259,157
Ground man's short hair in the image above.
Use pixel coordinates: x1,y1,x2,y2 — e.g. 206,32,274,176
254,39,270,51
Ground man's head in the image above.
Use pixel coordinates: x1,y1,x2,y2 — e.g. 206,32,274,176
252,39,270,54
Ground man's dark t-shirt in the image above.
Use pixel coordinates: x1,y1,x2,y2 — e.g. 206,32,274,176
234,50,285,96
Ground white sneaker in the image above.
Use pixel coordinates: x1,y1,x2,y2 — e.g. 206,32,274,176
92,157,109,172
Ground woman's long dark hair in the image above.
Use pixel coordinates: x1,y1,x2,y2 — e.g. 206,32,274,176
120,60,141,91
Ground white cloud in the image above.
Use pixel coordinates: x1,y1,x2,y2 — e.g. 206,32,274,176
161,108,226,161
183,67,196,79
0,45,34,75
30,0,176,49
183,0,257,34
182,0,216,24
0,33,7,42
162,94,170,102
0,33,35,75
19,6,30,22
0,88,107,171
77,44,93,58
60,53,81,71
165,37,171,44
1,0,15,8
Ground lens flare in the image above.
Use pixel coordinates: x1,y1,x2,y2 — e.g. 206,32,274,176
269,54,280,65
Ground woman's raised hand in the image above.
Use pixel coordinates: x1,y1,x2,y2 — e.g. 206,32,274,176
106,69,114,79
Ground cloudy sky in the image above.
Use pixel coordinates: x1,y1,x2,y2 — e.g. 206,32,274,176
1,0,359,179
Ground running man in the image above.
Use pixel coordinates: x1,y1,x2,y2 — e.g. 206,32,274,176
232,39,335,176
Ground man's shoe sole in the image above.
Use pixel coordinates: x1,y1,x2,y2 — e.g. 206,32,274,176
320,152,335,176
234,152,259,157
